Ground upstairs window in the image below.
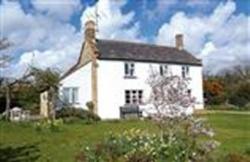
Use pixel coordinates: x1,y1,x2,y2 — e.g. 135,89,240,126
62,87,79,104
160,64,169,76
124,62,135,78
182,66,189,78
125,90,143,104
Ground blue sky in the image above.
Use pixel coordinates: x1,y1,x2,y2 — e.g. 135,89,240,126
15,0,250,40
0,0,249,77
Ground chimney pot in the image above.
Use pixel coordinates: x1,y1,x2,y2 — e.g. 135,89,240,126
175,34,184,50
85,20,96,43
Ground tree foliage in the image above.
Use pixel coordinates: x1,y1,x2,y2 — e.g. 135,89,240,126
30,67,60,92
228,82,250,107
203,79,225,105
29,67,60,118
0,67,61,115
204,65,250,108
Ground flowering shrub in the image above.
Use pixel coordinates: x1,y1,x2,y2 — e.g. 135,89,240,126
34,119,63,132
76,118,219,162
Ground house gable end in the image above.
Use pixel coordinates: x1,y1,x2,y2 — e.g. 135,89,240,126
60,40,96,80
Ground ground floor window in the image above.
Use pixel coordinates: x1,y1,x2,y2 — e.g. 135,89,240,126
125,90,143,104
62,87,79,104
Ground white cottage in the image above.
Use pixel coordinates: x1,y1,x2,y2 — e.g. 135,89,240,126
59,20,204,119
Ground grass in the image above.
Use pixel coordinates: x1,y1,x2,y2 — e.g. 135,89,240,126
0,120,156,162
0,111,249,162
204,112,250,155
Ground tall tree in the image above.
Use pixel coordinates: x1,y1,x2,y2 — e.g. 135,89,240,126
30,67,60,119
234,65,250,81
0,38,12,119
145,69,217,161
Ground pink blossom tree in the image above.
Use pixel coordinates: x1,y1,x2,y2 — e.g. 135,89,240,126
146,67,196,131
146,68,218,161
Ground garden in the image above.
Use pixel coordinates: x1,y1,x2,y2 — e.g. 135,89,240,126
0,61,249,162
0,66,250,162
0,111,249,162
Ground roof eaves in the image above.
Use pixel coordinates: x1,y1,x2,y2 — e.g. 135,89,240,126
97,57,202,66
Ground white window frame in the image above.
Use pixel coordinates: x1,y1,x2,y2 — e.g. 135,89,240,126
160,64,169,76
182,66,190,78
125,90,143,104
124,62,135,78
62,87,79,104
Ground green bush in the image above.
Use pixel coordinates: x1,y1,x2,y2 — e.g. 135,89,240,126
229,95,249,107
205,104,250,111
205,105,236,110
242,103,250,111
86,101,95,113
0,114,6,121
56,107,100,123
228,82,250,107
34,119,63,132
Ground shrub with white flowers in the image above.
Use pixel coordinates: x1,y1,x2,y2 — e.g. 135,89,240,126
76,127,219,162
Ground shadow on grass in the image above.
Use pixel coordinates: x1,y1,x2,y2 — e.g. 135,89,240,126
0,143,40,162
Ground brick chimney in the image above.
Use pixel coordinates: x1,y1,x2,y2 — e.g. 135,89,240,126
85,20,96,43
175,34,184,50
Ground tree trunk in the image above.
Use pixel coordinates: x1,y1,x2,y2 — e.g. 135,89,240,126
5,85,11,120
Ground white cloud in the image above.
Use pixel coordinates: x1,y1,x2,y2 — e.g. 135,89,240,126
142,0,177,21
0,0,80,51
1,0,248,77
31,0,82,21
80,0,144,41
156,0,249,74
156,12,208,54
5,35,82,78
200,42,216,58
0,0,82,78
1,0,145,78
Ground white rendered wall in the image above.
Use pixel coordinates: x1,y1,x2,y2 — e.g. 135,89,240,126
97,60,204,119
59,63,92,109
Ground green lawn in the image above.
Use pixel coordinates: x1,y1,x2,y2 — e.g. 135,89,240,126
204,112,250,155
0,112,249,162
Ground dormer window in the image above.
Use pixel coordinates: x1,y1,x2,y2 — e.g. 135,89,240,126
182,66,189,78
124,62,135,78
160,64,169,76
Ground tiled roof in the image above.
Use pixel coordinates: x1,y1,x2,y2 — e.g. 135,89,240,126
61,39,202,79
96,39,202,66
